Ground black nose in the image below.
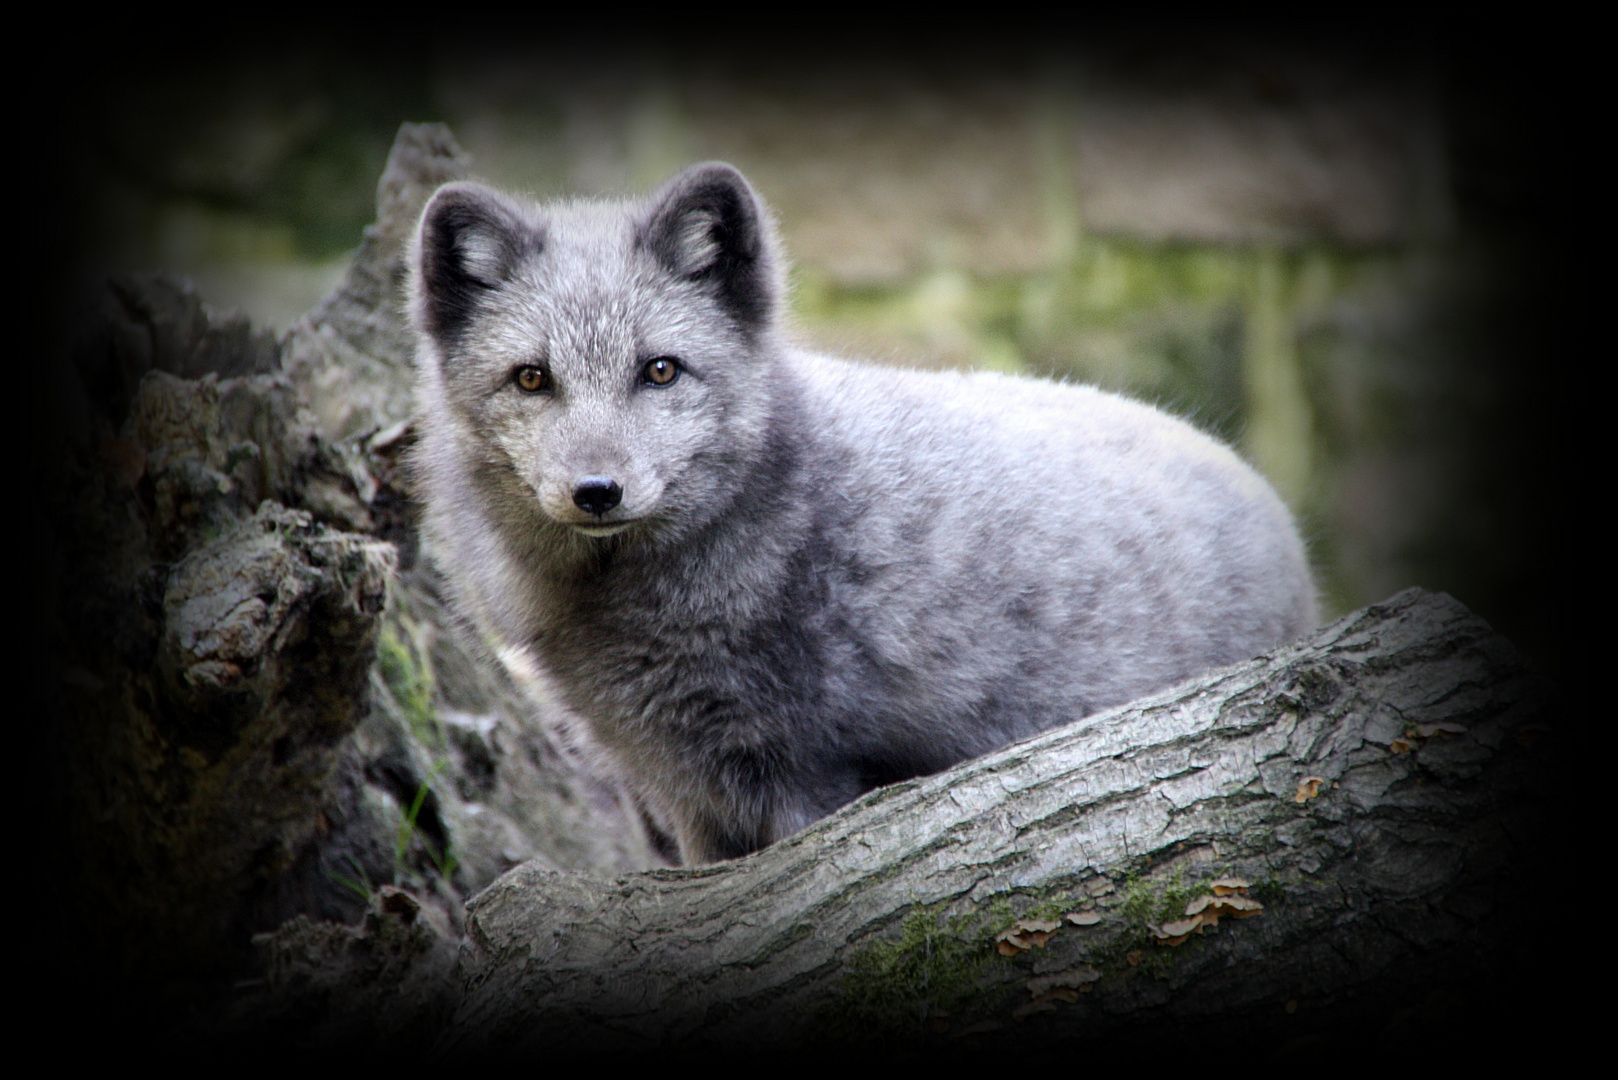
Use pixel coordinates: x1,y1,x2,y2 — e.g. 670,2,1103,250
572,476,623,516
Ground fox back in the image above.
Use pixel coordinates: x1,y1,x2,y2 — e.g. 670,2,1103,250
409,163,1317,864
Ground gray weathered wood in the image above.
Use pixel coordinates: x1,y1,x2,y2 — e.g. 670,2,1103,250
445,587,1551,1052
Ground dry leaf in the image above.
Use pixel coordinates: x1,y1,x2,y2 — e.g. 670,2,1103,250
1065,911,1103,926
1295,776,1325,802
1193,894,1264,919
367,419,414,454
996,917,1060,953
1027,967,1101,997
1014,918,1061,934
1193,891,1265,928
994,926,1032,955
1151,917,1199,946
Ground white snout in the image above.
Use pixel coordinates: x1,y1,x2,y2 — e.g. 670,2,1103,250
573,522,633,538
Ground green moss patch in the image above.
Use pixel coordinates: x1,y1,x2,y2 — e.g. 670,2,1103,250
825,905,995,1035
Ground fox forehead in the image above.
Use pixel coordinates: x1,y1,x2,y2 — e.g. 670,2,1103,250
465,212,742,372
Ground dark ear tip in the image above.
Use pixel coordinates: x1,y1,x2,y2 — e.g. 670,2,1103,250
657,162,759,206
680,161,750,185
420,181,501,230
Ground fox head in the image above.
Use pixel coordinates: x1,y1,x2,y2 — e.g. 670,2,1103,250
410,163,787,550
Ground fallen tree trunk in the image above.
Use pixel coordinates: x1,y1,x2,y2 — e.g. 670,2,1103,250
441,587,1553,1055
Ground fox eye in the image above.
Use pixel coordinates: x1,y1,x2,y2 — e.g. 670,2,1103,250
513,365,551,394
642,357,680,387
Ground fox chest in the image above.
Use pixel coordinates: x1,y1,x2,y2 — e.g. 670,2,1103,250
532,593,826,728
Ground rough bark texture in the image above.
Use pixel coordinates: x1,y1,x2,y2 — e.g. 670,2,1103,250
41,124,658,1001
441,587,1553,1055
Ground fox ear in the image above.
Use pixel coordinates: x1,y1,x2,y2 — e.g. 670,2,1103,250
413,182,534,346
644,163,780,332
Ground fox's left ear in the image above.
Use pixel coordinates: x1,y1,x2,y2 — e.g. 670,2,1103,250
643,163,781,333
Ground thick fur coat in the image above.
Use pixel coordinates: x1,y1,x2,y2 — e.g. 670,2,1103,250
409,163,1316,864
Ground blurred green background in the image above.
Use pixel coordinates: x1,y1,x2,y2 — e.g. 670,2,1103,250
56,41,1564,672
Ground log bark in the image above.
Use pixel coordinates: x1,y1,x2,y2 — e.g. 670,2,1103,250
441,587,1555,1055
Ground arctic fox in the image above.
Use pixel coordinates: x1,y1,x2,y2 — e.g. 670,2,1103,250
409,162,1316,864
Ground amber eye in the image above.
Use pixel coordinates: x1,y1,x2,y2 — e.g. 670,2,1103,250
513,365,551,394
643,357,680,387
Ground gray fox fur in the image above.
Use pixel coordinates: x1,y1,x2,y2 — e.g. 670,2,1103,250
408,162,1316,864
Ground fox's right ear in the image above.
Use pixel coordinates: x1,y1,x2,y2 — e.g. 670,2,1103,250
643,163,781,334
413,183,534,346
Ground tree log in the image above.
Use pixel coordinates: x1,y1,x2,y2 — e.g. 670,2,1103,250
442,587,1554,1055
